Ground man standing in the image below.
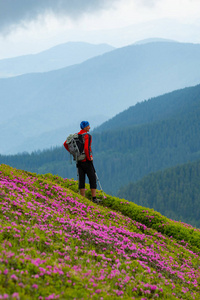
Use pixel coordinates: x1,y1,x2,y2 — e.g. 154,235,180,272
64,121,101,204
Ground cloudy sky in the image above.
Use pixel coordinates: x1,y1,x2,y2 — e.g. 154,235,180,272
0,0,200,59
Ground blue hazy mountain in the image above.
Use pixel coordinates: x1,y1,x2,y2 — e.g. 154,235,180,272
0,42,115,77
1,41,200,154
134,38,176,44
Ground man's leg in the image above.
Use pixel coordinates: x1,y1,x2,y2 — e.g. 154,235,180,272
86,163,97,198
91,189,96,197
80,189,85,197
78,162,86,196
86,162,102,203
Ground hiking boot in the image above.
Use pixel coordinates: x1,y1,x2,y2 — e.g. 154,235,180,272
92,198,103,204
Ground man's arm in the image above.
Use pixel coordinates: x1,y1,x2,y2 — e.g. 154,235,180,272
84,134,93,161
63,141,69,152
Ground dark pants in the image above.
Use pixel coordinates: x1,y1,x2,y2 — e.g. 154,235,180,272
77,161,97,189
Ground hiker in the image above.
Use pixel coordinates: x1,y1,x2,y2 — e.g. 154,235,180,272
64,121,102,204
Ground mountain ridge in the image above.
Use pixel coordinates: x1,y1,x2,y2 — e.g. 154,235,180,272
1,41,200,154
0,41,115,78
94,83,200,133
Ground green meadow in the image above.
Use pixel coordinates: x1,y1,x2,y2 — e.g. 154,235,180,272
0,164,200,299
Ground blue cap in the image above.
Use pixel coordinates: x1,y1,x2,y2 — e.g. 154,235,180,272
80,121,90,129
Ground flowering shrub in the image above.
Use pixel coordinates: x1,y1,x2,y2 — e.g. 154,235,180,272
0,164,200,299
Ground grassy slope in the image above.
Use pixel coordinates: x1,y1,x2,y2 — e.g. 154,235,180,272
0,164,200,300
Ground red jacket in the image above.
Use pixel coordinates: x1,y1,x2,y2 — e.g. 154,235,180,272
63,129,93,162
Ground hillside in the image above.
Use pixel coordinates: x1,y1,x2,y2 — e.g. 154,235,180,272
1,41,200,154
0,42,115,78
0,164,200,299
1,83,200,195
94,84,200,133
118,160,200,228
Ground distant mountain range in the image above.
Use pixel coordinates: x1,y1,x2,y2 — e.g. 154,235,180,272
1,41,200,154
0,42,115,78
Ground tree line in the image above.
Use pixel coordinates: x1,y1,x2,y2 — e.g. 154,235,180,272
118,160,200,228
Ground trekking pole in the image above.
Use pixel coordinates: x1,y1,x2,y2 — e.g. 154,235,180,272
95,171,105,198
92,162,105,198
76,162,80,195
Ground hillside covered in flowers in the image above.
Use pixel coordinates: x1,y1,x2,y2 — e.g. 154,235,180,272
0,164,200,299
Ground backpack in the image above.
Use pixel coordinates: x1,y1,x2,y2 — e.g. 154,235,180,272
65,133,86,162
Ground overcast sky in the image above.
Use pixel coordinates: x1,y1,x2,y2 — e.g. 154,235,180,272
0,0,200,59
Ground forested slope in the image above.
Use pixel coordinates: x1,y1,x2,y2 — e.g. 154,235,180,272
118,160,200,228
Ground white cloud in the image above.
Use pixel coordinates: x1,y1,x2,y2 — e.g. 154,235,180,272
0,0,200,59
0,0,119,33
